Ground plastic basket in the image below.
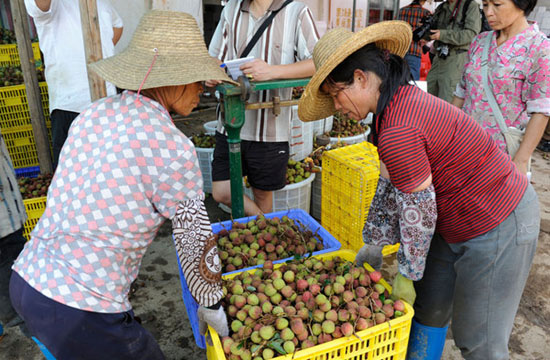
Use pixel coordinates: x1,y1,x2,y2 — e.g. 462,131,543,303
0,42,41,67
203,120,218,135
22,196,47,240
205,249,414,360
2,125,52,169
0,82,50,131
15,165,40,178
289,106,313,161
196,147,214,193
244,173,315,213
322,142,380,251
312,116,333,137
329,126,371,145
176,208,341,349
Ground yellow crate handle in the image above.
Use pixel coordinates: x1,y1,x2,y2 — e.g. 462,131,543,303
382,243,400,256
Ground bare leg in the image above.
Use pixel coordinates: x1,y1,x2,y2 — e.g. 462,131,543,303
251,187,273,214
212,180,262,216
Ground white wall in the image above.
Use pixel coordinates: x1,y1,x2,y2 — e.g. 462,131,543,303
110,0,203,53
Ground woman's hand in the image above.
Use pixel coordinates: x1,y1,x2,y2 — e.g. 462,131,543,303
240,59,278,81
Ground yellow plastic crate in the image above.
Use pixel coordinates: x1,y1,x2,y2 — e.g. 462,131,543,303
0,82,50,131
22,196,47,240
0,42,41,67
206,249,413,360
321,142,380,251
2,125,52,169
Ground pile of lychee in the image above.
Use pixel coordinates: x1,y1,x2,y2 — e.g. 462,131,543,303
220,256,406,359
18,173,53,199
285,159,318,185
191,133,216,148
216,215,324,273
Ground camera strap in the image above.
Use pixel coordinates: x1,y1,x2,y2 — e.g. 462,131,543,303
450,0,464,23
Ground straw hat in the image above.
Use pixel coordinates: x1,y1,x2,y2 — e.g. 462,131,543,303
298,21,412,122
89,10,235,90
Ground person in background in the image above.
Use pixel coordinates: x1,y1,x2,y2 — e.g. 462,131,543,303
207,0,319,216
424,0,481,102
24,0,123,170
398,0,432,80
452,0,550,175
0,132,27,337
538,123,550,152
298,20,539,359
10,11,233,359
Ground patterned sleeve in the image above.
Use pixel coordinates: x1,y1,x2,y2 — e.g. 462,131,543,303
295,5,320,61
395,185,437,281
172,196,223,307
363,177,400,246
525,36,550,117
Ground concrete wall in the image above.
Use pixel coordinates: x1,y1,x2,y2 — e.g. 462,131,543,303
111,0,203,53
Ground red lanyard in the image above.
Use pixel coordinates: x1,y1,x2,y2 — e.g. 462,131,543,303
450,0,463,22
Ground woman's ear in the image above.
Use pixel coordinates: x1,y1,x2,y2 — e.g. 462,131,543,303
354,69,368,89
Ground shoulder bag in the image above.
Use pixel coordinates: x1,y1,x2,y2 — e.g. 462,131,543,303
480,32,530,169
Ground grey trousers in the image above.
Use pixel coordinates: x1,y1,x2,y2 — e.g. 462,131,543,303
413,184,539,360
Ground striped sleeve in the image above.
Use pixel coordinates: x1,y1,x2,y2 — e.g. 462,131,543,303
208,5,230,61
379,126,431,193
295,6,320,61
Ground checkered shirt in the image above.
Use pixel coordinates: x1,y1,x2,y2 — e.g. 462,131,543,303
13,91,208,313
398,3,432,57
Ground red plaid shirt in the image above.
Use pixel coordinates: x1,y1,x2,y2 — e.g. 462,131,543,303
398,4,432,57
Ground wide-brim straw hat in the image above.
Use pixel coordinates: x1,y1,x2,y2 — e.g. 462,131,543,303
89,10,236,90
298,21,412,122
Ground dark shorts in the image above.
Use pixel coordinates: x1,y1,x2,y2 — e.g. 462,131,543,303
212,132,289,191
51,109,80,171
9,272,164,360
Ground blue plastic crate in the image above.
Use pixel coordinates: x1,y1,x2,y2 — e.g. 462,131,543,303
176,208,341,349
15,165,40,178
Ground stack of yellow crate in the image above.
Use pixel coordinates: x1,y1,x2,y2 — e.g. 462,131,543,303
321,141,380,251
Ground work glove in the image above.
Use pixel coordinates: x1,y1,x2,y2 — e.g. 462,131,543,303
391,273,416,306
198,305,229,344
355,244,384,270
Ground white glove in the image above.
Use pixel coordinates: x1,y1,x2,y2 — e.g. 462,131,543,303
355,244,384,270
198,305,229,341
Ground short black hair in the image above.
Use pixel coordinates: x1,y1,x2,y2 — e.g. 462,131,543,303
510,0,537,16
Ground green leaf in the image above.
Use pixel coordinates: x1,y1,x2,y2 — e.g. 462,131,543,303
246,286,257,292
268,340,287,355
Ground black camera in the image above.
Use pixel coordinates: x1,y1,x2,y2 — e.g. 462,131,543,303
412,15,435,43
436,44,450,59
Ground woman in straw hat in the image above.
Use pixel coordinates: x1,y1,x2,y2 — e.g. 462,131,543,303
9,10,233,359
298,21,539,359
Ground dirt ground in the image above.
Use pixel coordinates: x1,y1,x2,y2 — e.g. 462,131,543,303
1,102,549,360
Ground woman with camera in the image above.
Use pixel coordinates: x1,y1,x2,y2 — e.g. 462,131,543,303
298,20,539,360
452,0,550,177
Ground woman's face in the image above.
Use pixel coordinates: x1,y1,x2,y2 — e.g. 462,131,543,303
321,70,380,121
483,0,525,31
171,82,204,116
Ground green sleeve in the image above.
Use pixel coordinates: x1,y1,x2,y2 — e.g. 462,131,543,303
439,1,481,46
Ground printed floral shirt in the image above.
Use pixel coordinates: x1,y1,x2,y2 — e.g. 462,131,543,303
13,91,223,313
455,24,550,152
